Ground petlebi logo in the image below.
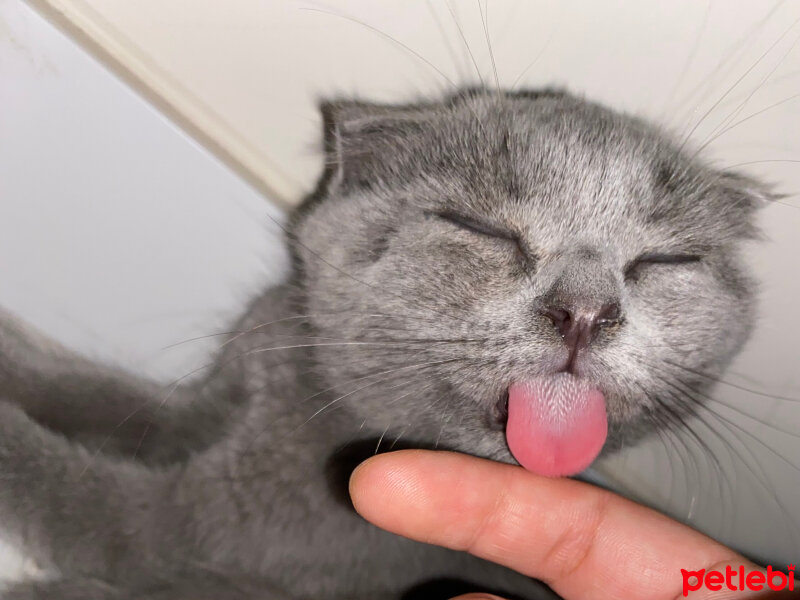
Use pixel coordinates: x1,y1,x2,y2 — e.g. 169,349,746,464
681,564,796,596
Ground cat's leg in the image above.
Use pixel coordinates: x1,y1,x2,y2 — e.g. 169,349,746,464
0,308,237,462
0,402,272,592
0,401,174,577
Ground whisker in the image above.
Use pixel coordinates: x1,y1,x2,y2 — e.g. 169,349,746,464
673,0,791,121
299,7,457,89
642,361,800,443
679,14,800,150
663,358,800,404
723,159,800,169
693,31,800,155
444,0,485,86
656,379,800,544
696,92,800,151
662,0,713,116
477,0,500,92
425,0,468,81
374,426,390,455
657,373,800,486
216,360,485,485
510,16,559,91
286,357,465,436
648,384,740,527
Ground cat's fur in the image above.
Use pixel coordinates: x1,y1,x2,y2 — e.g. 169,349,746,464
0,89,768,599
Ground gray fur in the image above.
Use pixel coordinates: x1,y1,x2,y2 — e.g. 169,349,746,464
0,89,767,599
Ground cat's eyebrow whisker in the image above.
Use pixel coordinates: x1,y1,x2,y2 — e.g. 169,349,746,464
510,16,559,91
661,0,713,118
694,92,800,153
722,158,800,169
672,0,790,123
476,0,500,93
425,0,468,82
299,7,457,90
443,0,485,87
682,64,800,127
679,13,800,151
692,30,800,157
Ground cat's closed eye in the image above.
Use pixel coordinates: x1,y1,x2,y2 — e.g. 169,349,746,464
430,210,533,265
624,252,702,281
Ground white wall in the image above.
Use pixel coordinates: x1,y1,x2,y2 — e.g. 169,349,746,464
1,0,287,382
1,0,798,577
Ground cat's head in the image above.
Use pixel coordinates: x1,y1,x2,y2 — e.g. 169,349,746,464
292,89,767,476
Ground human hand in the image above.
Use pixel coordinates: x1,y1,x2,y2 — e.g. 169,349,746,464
349,450,797,599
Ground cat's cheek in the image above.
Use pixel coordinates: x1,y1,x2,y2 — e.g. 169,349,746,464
627,273,748,371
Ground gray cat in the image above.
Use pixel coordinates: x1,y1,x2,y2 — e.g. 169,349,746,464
0,88,769,599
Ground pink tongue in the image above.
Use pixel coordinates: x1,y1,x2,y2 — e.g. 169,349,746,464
506,374,608,477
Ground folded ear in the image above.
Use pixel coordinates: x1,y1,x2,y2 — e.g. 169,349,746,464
319,99,430,193
713,170,778,239
717,170,778,208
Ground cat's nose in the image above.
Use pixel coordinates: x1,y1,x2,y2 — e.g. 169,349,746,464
540,301,622,351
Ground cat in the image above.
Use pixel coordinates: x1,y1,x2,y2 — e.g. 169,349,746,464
0,87,771,599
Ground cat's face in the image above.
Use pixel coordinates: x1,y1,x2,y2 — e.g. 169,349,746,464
294,89,764,474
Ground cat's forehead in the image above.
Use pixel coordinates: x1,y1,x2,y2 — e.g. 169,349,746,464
397,95,686,239
346,92,678,218
316,89,761,247
425,93,677,203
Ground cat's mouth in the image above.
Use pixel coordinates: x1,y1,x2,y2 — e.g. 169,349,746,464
491,389,510,427
495,374,608,478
